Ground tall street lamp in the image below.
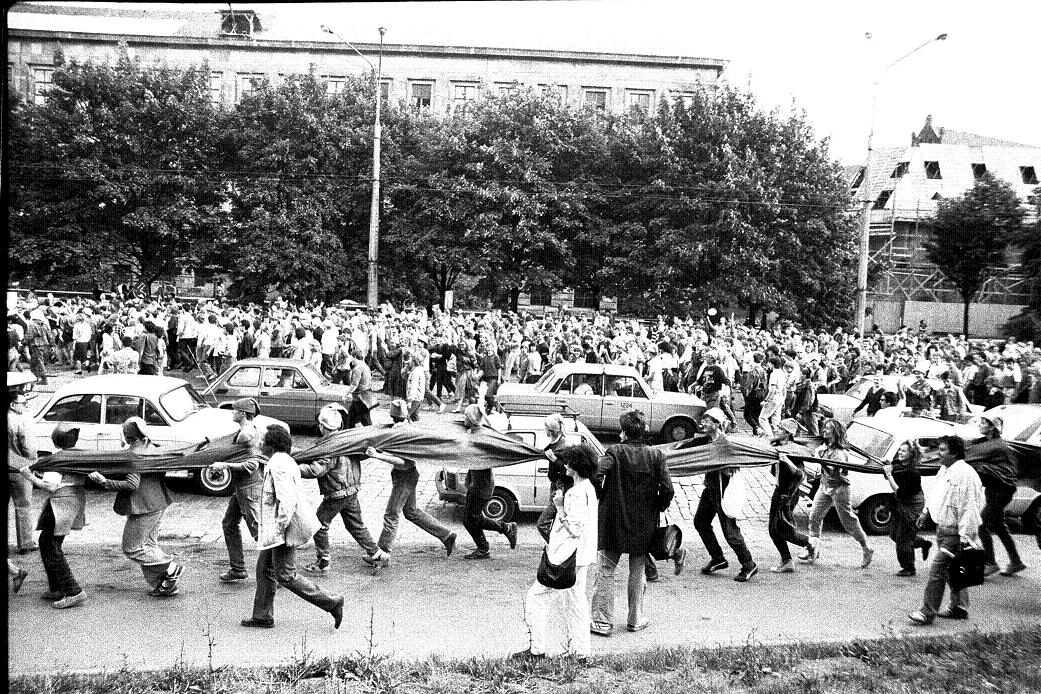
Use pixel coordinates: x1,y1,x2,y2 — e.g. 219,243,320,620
855,32,947,336
321,24,387,309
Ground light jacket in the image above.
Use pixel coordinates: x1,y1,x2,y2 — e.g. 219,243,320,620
549,477,599,567
257,451,320,550
926,459,984,542
299,451,362,499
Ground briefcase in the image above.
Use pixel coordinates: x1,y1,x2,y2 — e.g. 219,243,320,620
649,523,682,561
947,545,986,592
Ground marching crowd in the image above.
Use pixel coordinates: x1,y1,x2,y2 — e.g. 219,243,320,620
6,289,1041,659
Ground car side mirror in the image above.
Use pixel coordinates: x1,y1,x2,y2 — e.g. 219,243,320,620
214,387,228,395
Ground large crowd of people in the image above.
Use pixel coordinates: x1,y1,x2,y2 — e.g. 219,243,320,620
6,289,1040,659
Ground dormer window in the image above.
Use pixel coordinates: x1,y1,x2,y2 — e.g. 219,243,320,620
849,168,865,190
924,161,942,180
972,163,987,180
891,162,909,178
1022,166,1039,185
873,190,892,210
220,10,262,37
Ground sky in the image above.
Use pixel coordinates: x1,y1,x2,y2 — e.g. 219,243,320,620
19,0,1041,164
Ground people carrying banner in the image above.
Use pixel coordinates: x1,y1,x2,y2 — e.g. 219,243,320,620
460,405,519,559
767,418,815,574
881,440,932,577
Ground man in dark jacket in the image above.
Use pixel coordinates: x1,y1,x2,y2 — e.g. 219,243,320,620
589,410,673,636
966,414,1026,576
852,372,887,417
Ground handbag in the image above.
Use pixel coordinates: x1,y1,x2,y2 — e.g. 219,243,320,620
947,544,986,591
649,514,683,561
721,468,747,519
536,547,577,589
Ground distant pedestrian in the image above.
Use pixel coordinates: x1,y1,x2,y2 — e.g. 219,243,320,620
8,389,39,554
881,440,932,576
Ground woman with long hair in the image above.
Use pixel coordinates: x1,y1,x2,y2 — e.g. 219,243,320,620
800,418,875,568
882,441,932,576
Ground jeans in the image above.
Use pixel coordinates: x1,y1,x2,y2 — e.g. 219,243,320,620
718,393,738,428
758,398,781,438
222,486,261,573
7,471,36,551
590,550,647,628
525,564,591,656
889,493,929,572
314,494,378,562
177,338,197,370
743,394,763,434
807,480,869,546
431,370,454,399
920,527,969,618
463,469,506,552
694,480,754,570
252,544,343,622
979,485,1021,566
38,502,81,596
768,487,809,563
121,509,172,588
378,466,451,552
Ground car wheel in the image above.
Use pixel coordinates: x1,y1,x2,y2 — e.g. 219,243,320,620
194,467,233,496
662,418,697,442
483,487,518,524
857,495,892,536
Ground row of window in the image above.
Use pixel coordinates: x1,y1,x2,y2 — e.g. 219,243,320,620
886,160,1038,185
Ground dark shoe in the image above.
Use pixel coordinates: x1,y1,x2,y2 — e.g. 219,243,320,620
331,597,345,629
673,547,687,576
627,620,650,632
241,617,275,628
219,569,249,583
1000,562,1027,576
53,591,87,609
908,610,933,625
921,540,932,561
734,563,759,583
464,549,491,560
646,572,661,583
40,590,64,601
983,562,1000,577
12,568,29,594
895,569,916,577
165,562,184,582
17,546,38,556
937,607,969,620
590,622,613,637
304,561,330,575
505,522,519,550
701,559,729,575
444,532,457,558
149,586,179,597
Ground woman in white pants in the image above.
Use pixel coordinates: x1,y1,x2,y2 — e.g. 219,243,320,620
518,445,600,660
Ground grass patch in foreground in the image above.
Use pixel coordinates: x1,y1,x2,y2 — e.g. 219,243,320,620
12,626,1041,694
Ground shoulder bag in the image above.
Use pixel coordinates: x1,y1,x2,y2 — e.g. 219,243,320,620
536,547,577,589
649,512,683,561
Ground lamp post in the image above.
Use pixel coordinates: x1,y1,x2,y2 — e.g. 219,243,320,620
855,33,947,336
321,24,387,309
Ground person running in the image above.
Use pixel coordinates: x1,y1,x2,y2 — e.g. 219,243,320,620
767,418,815,574
88,418,184,597
801,418,875,568
966,413,1026,576
881,440,932,576
461,405,518,559
207,398,265,583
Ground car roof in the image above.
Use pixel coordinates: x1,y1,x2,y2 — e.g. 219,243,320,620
225,358,315,368
849,416,961,439
7,372,38,388
50,375,193,397
545,363,641,377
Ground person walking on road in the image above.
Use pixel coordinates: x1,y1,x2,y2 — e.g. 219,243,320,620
88,418,184,597
242,425,345,629
8,389,40,555
767,418,815,574
882,440,932,576
694,408,759,582
207,398,265,583
461,405,519,559
535,413,571,543
966,413,1026,576
757,356,786,439
909,435,984,625
590,409,673,636
342,345,379,428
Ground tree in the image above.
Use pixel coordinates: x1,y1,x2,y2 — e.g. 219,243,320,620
1002,185,1041,340
924,173,1025,337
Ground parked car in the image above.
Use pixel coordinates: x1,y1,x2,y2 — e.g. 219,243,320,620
435,412,605,524
818,375,981,426
202,358,357,430
30,375,288,495
496,363,706,442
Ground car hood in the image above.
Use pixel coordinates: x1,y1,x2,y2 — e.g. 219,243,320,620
818,394,858,408
497,383,534,397
180,408,242,442
317,383,355,400
653,391,706,408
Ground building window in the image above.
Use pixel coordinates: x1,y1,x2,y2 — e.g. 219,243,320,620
674,93,698,107
221,10,262,36
931,193,943,201
626,90,653,112
972,163,987,180
453,83,477,107
380,79,391,103
924,161,942,179
891,162,909,178
322,75,347,95
410,82,433,109
849,168,865,191
1021,166,1039,185
497,82,519,96
236,72,264,103
540,84,567,103
583,88,608,110
873,190,892,210
209,71,223,105
32,66,54,105
529,287,551,306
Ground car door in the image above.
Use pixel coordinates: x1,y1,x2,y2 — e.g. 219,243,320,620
100,395,145,449
261,366,316,427
212,364,262,404
602,374,654,430
504,429,541,508
36,394,104,452
551,372,604,430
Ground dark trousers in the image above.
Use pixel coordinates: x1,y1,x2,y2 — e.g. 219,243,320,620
252,544,341,622
139,362,158,376
694,481,754,570
222,487,261,574
889,494,929,572
38,503,82,596
463,470,506,552
346,400,372,428
743,394,763,433
768,487,809,563
178,338,198,371
980,485,1021,566
432,369,454,398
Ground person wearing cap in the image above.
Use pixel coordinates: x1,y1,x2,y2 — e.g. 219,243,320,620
767,418,815,573
342,345,379,428
694,407,758,582
904,365,934,416
8,389,39,554
534,413,571,543
299,406,388,574
207,398,266,583
460,404,519,560
88,417,184,597
965,414,1026,576
18,423,89,608
363,400,458,561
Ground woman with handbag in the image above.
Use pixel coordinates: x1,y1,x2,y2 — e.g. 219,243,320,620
518,444,600,660
882,441,932,576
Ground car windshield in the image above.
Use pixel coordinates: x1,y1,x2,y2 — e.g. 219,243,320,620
845,379,872,399
533,369,557,390
845,422,893,461
302,364,330,387
160,384,209,422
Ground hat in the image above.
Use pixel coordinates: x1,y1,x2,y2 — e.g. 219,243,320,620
980,412,1003,433
463,404,484,428
317,407,343,431
777,418,801,437
232,398,260,416
51,422,81,449
388,399,408,421
122,416,149,442
700,408,728,426
544,413,565,434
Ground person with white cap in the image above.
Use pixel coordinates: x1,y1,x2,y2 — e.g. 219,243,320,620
904,363,934,416
299,405,388,574
207,398,266,583
534,413,571,543
767,418,815,573
460,404,518,560
88,417,184,597
694,407,758,582
966,413,1026,576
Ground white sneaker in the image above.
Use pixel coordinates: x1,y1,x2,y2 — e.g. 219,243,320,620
438,403,447,414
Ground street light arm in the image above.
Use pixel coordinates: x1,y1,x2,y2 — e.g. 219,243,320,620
880,33,947,76
321,25,376,73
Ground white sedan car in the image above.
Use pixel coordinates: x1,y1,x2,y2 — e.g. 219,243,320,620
30,375,288,495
